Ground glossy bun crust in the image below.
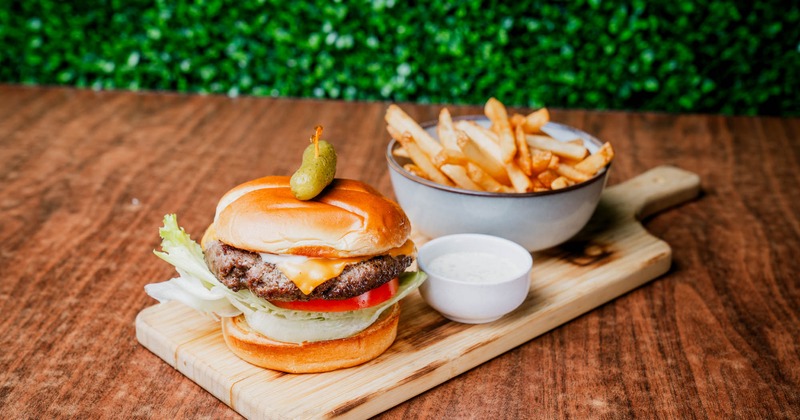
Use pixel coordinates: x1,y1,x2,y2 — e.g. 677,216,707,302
204,176,411,258
221,303,400,373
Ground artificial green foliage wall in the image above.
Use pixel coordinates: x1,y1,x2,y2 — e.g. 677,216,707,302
1,0,798,115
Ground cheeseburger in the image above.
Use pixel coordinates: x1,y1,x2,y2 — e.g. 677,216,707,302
145,176,425,373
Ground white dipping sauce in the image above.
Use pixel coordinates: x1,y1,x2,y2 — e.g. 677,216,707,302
427,251,520,283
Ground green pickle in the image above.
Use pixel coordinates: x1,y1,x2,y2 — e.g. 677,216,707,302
290,126,337,200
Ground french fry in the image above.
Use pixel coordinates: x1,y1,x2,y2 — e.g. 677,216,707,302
530,148,553,174
455,120,504,162
386,102,613,195
484,98,516,163
385,104,443,158
440,164,483,191
390,122,469,170
466,162,511,193
388,124,456,167
395,132,454,186
555,163,592,183
433,149,470,167
510,113,527,130
403,163,429,180
505,160,533,193
514,124,533,176
455,130,510,185
386,124,404,141
574,142,614,175
548,154,560,170
537,169,559,189
392,146,410,159
489,123,502,136
525,134,588,161
550,176,574,190
559,156,582,167
472,122,502,145
531,178,549,192
462,121,501,144
523,108,550,133
436,108,464,153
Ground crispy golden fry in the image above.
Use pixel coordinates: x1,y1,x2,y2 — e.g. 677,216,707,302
455,130,510,185
455,120,504,161
548,154,561,170
387,102,613,194
525,134,588,161
433,149,470,167
393,146,410,158
530,148,553,175
403,163,429,180
514,124,533,176
466,162,511,193
436,108,465,154
550,176,574,190
559,156,582,167
484,98,516,163
386,124,405,142
523,108,550,133
510,113,527,130
395,131,454,186
440,164,483,191
555,163,592,183
386,104,443,158
463,121,501,144
484,125,500,143
531,178,548,192
574,142,614,174
489,123,502,136
537,169,559,188
388,123,456,167
505,160,533,192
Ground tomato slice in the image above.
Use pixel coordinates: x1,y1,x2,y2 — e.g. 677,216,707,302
269,277,399,312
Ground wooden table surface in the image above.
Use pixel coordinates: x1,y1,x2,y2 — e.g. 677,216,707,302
1,85,798,419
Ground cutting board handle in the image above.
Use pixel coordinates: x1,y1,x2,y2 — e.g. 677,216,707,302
606,165,701,220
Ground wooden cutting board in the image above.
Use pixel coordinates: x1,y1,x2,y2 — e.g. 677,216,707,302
135,165,700,419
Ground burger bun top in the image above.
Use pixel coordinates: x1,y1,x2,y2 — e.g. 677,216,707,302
203,176,411,258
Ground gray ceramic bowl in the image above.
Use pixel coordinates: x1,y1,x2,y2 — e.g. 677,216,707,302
386,116,610,252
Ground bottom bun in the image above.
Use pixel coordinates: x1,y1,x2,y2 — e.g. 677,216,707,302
221,303,400,373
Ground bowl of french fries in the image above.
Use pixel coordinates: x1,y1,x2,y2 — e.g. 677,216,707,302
384,98,614,252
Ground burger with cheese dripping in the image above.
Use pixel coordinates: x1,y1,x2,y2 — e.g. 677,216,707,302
145,176,425,373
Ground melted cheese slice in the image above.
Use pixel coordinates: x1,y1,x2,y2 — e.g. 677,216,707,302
260,240,415,295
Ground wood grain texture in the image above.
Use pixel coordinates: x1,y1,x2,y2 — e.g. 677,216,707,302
1,85,798,419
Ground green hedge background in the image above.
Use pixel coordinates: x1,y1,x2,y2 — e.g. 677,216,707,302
1,0,798,115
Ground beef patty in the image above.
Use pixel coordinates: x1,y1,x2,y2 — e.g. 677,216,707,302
204,240,413,302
